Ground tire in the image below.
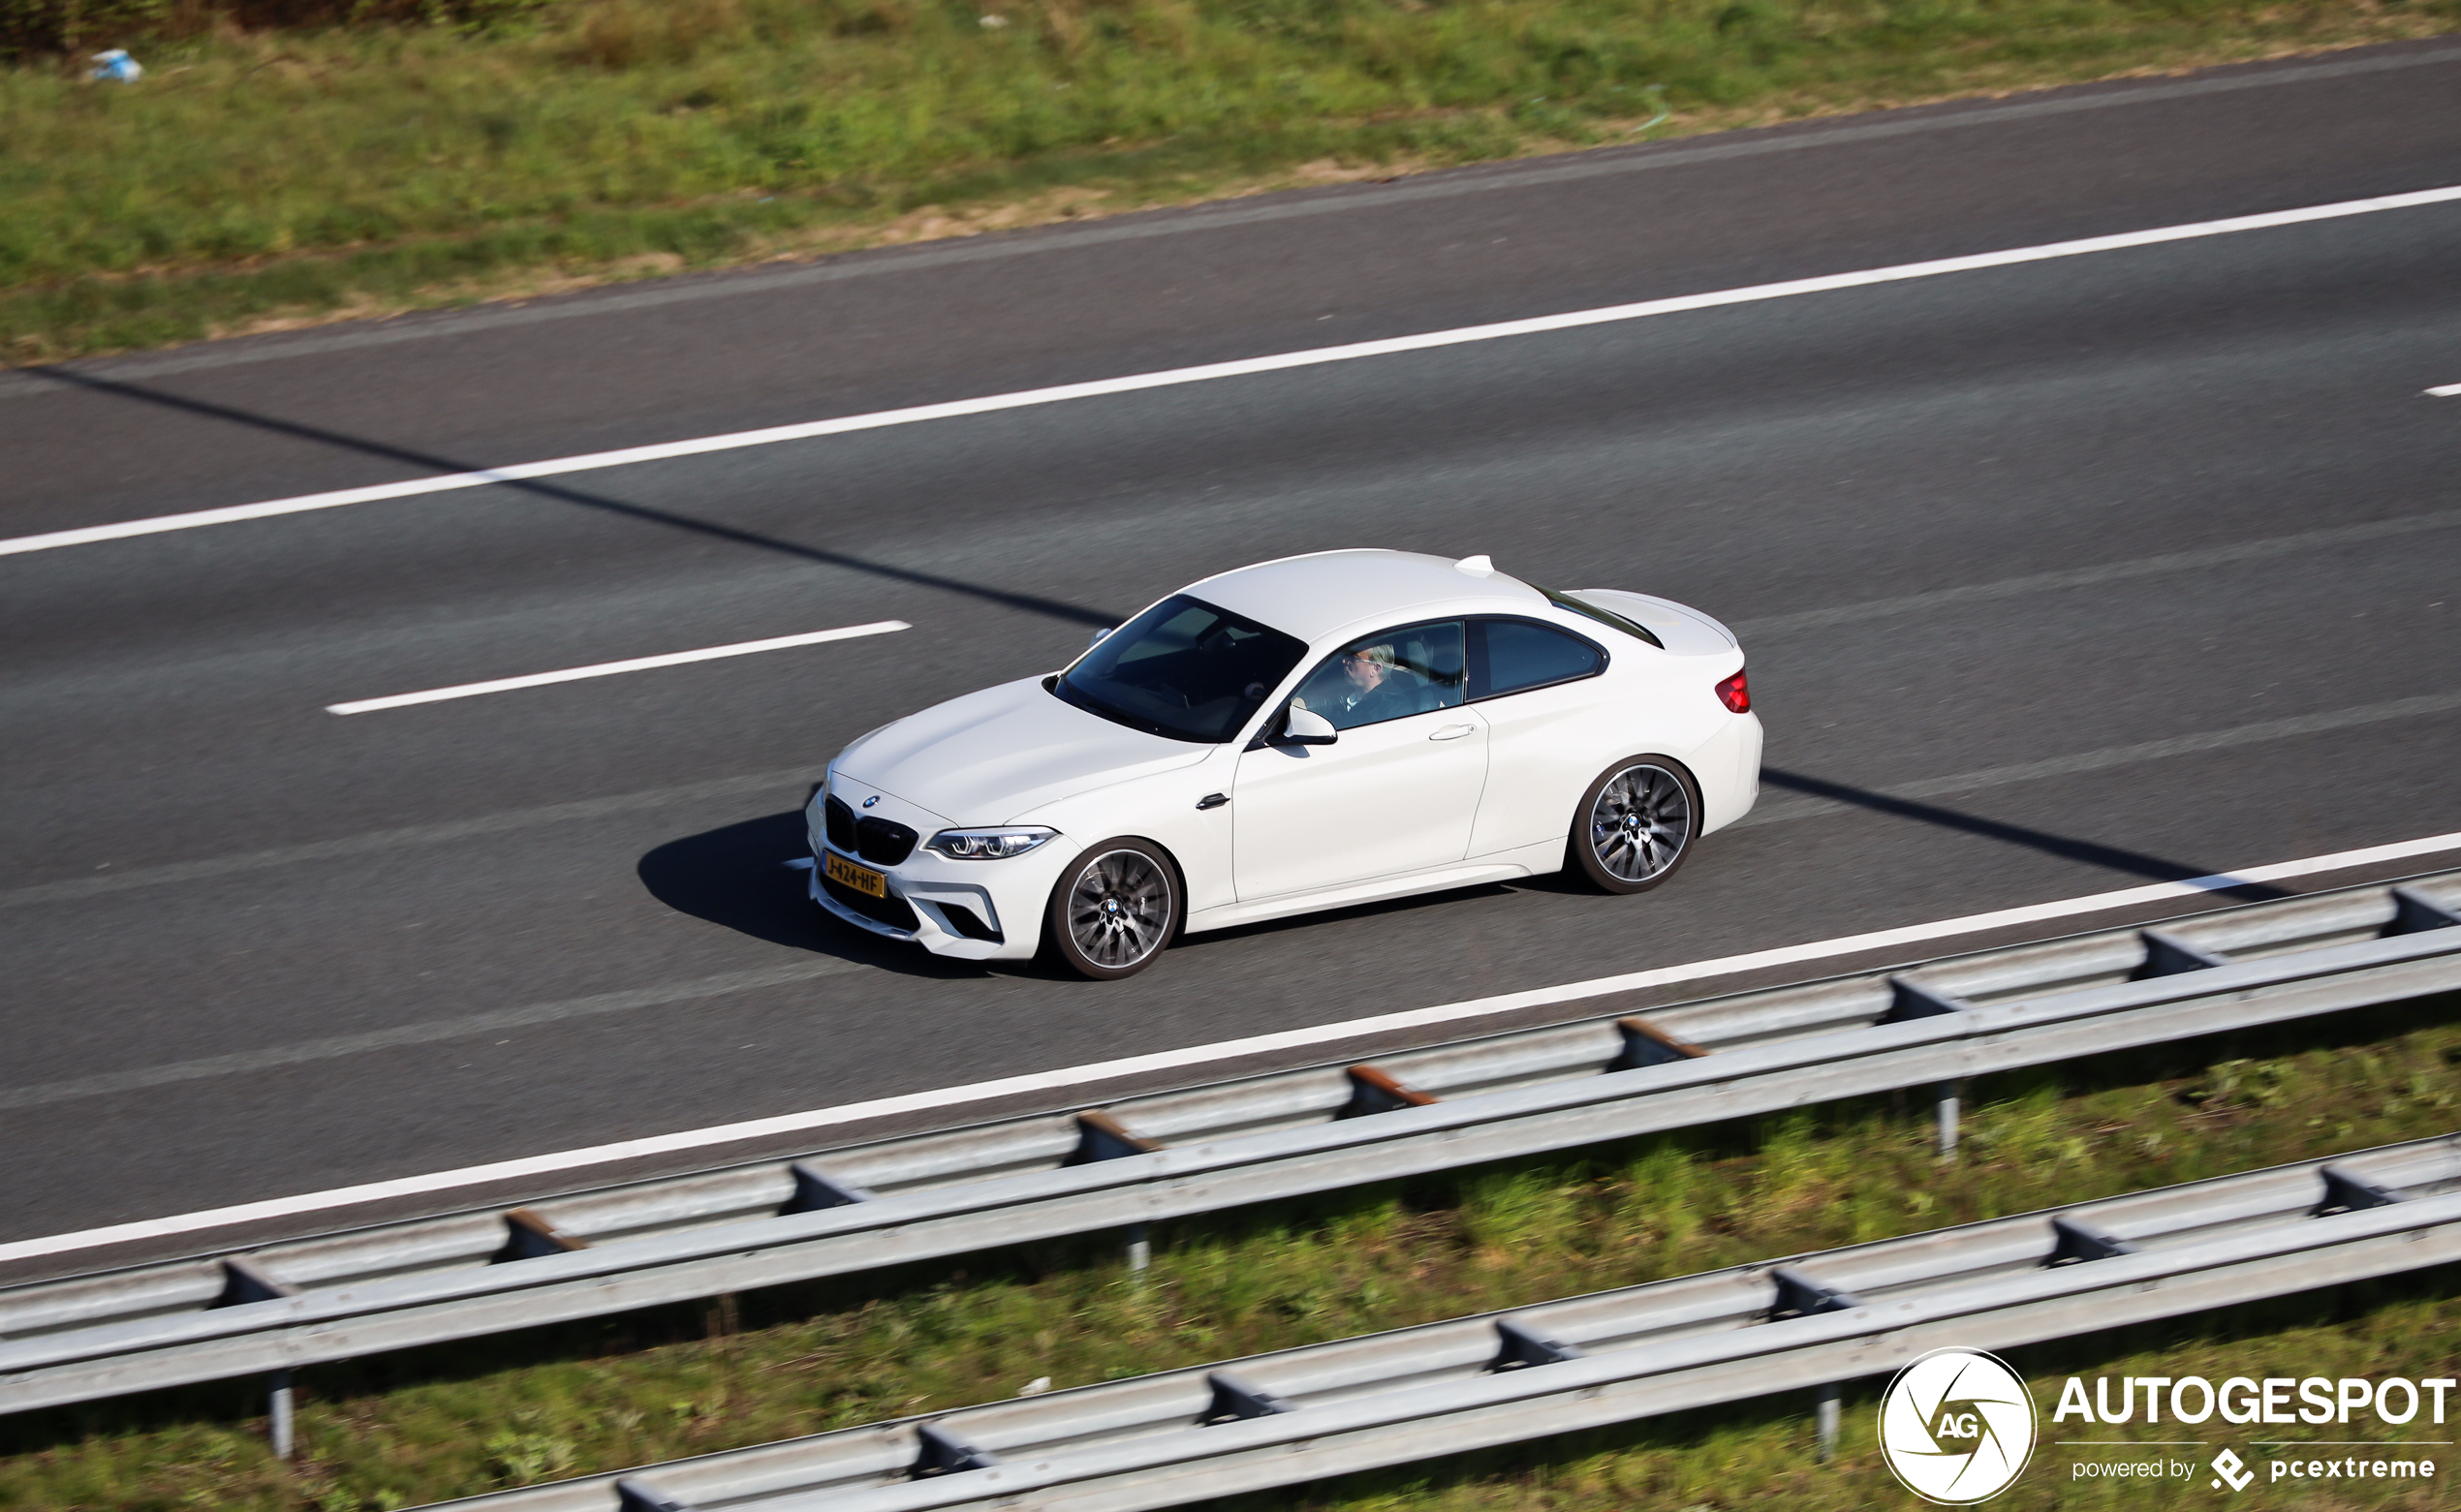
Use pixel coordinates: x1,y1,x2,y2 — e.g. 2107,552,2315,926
1044,838,1181,980
1568,756,1699,895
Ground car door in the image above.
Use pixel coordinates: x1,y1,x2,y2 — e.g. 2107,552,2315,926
1463,616,1610,857
1231,621,1488,900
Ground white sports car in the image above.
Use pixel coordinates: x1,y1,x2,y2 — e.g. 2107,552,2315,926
807,550,1760,978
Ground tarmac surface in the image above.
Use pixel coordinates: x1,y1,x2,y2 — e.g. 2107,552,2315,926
3,39,2457,1245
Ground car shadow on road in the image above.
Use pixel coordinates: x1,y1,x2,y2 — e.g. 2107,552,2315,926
639,810,1022,979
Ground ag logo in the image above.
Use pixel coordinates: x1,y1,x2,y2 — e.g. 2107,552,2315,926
1879,1347,2037,1503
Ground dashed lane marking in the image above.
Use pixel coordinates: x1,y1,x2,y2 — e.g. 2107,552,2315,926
325,621,909,714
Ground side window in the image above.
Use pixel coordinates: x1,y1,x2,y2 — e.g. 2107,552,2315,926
1472,618,1604,699
1289,621,1465,731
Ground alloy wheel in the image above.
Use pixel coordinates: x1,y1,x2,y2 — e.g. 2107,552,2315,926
1588,762,1693,884
1066,849,1173,970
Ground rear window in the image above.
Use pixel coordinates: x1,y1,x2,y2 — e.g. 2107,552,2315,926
1473,618,1605,698
1054,595,1308,743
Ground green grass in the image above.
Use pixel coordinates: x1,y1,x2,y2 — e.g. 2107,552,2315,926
1225,1279,2461,1509
2,0,2454,362
3,997,2457,1509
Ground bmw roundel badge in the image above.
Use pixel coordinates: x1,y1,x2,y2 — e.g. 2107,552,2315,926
862,795,880,808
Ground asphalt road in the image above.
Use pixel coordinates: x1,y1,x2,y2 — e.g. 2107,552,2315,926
4,40,2459,1251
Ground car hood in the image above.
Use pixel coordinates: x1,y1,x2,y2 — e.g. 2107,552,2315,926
834,675,1209,824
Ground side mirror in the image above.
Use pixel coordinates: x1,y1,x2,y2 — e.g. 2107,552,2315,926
1281,707,1337,746
1088,627,1115,648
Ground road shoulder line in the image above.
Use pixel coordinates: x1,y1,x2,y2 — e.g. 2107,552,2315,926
3,829,2455,1266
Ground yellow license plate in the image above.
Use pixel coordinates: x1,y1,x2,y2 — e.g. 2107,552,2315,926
825,851,887,898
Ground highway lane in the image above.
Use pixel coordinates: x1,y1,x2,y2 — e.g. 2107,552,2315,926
4,46,2460,1247
4,39,2458,533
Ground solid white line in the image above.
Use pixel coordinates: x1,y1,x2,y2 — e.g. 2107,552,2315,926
5,183,2458,561
324,622,909,714
3,828,2456,1267
2428,383,2461,397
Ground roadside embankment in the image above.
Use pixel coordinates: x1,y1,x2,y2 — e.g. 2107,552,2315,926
3,0,2454,364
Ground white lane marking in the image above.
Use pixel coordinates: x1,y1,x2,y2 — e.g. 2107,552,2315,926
2428,383,2461,397
324,621,909,714
4,184,2457,561
3,828,2456,1266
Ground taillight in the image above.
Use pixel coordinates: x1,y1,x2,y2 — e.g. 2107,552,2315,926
1714,667,1750,714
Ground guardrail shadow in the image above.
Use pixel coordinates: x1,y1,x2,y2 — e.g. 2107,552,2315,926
1758,765,2294,900
30,367,1122,629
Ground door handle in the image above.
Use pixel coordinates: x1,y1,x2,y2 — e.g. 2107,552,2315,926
1196,792,1229,810
1428,724,1477,741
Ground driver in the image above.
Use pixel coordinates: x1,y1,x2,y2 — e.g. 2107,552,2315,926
1294,643,1417,728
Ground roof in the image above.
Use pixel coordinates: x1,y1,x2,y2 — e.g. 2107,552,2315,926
1185,549,1548,644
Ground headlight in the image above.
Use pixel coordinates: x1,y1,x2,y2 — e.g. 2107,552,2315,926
924,827,1059,860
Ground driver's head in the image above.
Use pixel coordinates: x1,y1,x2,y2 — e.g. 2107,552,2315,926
1343,644,1394,692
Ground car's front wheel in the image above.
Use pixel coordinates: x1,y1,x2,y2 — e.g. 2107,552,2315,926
1045,838,1180,979
1569,756,1698,894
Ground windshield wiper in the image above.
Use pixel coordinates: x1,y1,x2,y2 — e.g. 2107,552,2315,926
1052,676,1182,741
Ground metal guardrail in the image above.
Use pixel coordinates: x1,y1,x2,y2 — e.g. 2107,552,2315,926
3,875,2457,1419
437,1134,2461,1511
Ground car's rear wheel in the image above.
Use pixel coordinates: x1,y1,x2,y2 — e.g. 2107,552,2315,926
1046,838,1180,979
1569,756,1698,894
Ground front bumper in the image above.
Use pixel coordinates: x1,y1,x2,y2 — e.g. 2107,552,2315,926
803,786,1060,962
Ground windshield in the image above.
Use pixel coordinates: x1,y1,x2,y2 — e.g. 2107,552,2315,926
1055,594,1308,744
1533,585,1664,648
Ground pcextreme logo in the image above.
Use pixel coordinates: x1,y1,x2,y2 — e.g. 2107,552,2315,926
1880,1348,2039,1504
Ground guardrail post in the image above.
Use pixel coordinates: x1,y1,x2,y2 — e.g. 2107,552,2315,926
2390,887,2461,935
1769,1266,1864,1320
1816,1380,1841,1463
1935,1081,1961,1159
1882,977,1966,1023
1201,1371,1293,1423
267,1369,295,1462
781,1162,876,1213
213,1255,297,1308
1341,1065,1440,1117
211,1258,302,1460
1611,1016,1708,1068
615,1474,696,1510
1068,1113,1164,1278
1069,1110,1164,1164
497,1208,588,1262
2047,1214,2138,1265
913,1422,1002,1477
1489,1316,1586,1371
2317,1164,2407,1214
2138,928,2229,977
